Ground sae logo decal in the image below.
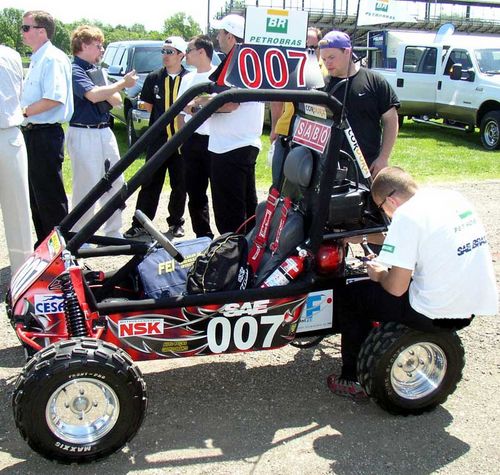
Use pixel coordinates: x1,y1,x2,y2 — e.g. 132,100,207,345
34,294,65,315
297,290,333,333
266,9,288,34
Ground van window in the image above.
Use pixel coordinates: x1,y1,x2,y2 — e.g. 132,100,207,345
403,46,437,74
102,46,118,68
133,47,163,73
118,48,129,73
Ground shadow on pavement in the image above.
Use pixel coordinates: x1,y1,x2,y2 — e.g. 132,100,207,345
0,342,469,474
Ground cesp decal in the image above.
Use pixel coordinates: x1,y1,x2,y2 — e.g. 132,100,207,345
118,319,165,338
34,294,64,315
292,117,331,153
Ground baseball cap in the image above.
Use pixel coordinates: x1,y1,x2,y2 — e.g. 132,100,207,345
212,14,245,38
319,31,352,50
164,36,187,53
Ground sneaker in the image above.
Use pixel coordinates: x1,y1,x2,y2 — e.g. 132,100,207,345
168,225,184,238
327,374,369,402
123,226,147,239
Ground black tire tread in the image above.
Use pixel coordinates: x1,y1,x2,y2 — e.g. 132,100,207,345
357,322,465,416
13,338,147,463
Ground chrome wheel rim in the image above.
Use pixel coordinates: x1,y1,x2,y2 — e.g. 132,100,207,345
46,378,120,444
484,120,499,147
390,342,447,400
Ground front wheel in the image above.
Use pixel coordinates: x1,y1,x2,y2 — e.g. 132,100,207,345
480,111,500,150
13,338,147,463
357,322,465,415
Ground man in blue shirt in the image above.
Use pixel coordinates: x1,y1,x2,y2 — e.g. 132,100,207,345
20,10,73,247
67,25,137,239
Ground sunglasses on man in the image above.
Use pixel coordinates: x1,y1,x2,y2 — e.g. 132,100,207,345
161,49,178,55
21,24,44,32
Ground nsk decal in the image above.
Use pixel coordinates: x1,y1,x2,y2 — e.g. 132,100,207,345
34,294,64,315
118,319,165,338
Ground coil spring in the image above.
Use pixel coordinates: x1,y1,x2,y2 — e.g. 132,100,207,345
61,273,88,337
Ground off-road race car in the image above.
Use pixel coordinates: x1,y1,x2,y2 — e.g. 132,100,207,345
6,43,467,464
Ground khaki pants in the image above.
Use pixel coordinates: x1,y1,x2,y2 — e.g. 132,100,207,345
0,126,33,273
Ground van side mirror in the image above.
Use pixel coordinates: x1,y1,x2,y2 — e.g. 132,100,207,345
450,63,462,80
107,65,124,76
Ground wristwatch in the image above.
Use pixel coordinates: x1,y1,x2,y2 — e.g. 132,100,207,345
22,106,28,118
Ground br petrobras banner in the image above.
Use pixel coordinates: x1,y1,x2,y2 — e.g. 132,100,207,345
357,0,418,26
244,7,308,48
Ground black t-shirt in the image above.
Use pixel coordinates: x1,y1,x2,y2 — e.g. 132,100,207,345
324,68,399,164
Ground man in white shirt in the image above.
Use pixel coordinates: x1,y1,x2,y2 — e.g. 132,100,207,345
178,35,217,238
0,45,33,273
20,10,73,246
329,166,498,399
206,14,264,234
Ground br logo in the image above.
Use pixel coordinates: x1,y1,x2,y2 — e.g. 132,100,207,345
266,15,288,34
375,0,389,12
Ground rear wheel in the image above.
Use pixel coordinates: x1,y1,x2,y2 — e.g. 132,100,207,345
357,322,465,415
480,111,500,150
126,109,137,147
13,338,147,463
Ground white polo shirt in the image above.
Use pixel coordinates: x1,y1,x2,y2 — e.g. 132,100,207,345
378,188,498,319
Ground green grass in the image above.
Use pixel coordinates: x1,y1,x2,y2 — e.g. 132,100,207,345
62,119,498,194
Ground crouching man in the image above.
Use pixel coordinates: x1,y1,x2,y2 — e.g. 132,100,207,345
329,166,498,399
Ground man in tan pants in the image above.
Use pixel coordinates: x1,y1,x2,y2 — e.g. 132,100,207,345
0,44,33,273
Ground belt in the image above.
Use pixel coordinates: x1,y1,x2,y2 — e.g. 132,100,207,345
70,122,110,129
22,123,60,131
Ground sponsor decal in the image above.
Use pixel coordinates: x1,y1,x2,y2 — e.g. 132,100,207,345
292,117,331,153
304,104,327,119
222,299,270,317
245,7,308,47
297,290,333,333
55,442,92,452
47,232,61,258
381,243,395,253
266,9,288,34
118,318,165,338
11,255,49,300
34,294,64,315
459,210,473,220
162,340,189,353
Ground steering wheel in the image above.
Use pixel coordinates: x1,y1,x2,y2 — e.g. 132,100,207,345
134,210,184,263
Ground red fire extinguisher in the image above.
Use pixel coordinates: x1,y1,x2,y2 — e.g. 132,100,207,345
261,248,308,288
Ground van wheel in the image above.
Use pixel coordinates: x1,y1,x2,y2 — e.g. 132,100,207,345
126,110,137,147
357,322,464,416
480,111,500,150
13,338,147,463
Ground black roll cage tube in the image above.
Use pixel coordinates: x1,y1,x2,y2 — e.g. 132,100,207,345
60,84,345,254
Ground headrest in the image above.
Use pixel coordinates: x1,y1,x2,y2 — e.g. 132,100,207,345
283,146,313,188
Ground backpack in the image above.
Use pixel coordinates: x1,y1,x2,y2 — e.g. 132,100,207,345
186,233,251,294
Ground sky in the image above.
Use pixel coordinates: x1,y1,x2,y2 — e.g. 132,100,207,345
1,0,228,32
3,0,499,30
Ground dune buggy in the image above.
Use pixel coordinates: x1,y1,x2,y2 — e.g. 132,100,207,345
6,76,467,463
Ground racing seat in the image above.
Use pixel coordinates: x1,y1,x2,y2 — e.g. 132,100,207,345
247,145,315,286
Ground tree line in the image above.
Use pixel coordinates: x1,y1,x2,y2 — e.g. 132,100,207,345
0,8,203,56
